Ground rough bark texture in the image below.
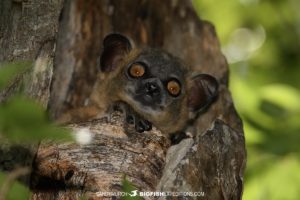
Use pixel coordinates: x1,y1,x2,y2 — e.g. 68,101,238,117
31,112,170,199
0,0,246,200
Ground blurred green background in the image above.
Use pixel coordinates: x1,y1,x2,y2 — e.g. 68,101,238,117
193,0,300,199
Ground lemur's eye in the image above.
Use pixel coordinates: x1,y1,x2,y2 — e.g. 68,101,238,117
167,79,181,97
128,63,145,78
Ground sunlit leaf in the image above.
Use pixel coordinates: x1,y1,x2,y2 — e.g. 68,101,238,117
244,156,300,200
260,84,300,112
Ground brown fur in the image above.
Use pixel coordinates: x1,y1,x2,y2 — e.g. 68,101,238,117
57,44,216,136
57,48,190,134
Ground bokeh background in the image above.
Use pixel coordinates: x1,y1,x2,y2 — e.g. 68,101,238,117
193,0,300,199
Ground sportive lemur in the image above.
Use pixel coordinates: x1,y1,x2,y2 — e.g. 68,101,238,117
58,33,219,141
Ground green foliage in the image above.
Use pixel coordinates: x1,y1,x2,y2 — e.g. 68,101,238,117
0,172,30,200
0,96,72,142
80,196,88,200
193,0,300,199
122,176,141,200
0,62,31,90
0,62,72,142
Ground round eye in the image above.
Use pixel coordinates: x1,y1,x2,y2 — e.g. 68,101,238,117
167,80,181,97
128,63,145,78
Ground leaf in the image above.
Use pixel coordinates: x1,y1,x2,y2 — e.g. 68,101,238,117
0,62,32,90
244,156,300,200
122,175,142,200
0,172,30,200
80,196,88,200
0,96,72,142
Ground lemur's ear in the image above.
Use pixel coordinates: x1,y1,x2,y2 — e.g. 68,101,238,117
187,74,219,112
100,33,132,72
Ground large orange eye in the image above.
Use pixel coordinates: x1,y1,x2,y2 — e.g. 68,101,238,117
167,80,181,97
129,63,145,78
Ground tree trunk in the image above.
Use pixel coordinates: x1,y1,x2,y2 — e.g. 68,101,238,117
0,0,246,200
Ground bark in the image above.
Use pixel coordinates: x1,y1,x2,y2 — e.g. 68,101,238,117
0,0,246,200
32,113,170,199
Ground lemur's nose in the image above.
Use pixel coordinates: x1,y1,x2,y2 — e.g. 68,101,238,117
145,82,160,96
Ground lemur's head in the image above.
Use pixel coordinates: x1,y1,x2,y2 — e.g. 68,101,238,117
99,33,219,133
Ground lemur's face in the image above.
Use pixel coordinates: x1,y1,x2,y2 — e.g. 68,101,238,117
123,48,187,115
100,33,219,133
